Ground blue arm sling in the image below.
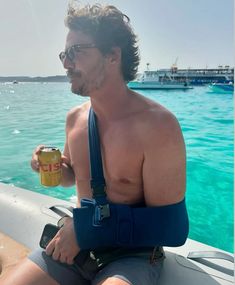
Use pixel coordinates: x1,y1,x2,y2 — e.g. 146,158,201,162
73,108,189,250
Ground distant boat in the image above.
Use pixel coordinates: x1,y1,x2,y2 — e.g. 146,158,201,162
156,66,234,86
209,82,234,93
128,70,193,90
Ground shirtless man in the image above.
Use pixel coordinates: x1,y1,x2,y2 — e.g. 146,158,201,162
1,3,187,285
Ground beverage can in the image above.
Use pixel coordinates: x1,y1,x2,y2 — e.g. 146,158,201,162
38,147,61,187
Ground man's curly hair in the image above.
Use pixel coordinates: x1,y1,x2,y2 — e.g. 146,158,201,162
65,3,140,82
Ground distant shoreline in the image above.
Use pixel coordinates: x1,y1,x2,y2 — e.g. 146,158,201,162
0,75,68,83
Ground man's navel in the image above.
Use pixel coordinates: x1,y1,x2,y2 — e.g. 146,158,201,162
119,177,132,184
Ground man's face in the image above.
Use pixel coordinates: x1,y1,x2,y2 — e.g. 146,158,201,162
61,30,107,96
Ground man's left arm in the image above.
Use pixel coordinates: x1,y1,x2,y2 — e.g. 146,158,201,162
142,112,186,206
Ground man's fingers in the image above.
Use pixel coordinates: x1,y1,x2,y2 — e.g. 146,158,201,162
35,145,45,155
52,248,61,261
30,159,40,172
61,155,70,165
45,238,56,256
30,145,45,172
66,257,74,265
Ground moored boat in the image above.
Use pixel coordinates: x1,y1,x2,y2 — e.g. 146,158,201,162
128,70,193,90
209,82,234,93
0,183,233,284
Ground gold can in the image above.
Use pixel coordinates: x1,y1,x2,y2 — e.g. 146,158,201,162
38,147,62,187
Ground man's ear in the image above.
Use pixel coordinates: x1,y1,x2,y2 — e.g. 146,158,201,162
108,47,121,64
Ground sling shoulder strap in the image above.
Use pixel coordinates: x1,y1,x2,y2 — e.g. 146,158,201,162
88,107,107,201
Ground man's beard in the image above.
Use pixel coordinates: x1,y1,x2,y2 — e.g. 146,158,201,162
66,69,82,80
67,63,106,97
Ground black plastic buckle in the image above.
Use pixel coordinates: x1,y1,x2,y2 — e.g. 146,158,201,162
94,204,110,225
98,204,110,221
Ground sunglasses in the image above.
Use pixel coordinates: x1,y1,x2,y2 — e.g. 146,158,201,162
59,43,97,62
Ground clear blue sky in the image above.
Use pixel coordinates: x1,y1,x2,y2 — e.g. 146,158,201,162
0,0,233,76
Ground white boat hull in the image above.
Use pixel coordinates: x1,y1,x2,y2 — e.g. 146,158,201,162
0,183,233,284
128,81,193,90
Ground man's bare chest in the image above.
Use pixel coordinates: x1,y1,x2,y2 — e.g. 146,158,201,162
68,126,143,180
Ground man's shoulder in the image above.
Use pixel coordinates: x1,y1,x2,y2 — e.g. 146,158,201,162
135,97,182,146
134,94,179,131
66,101,90,128
67,101,90,117
148,104,179,130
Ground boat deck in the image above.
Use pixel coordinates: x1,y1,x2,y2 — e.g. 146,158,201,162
0,232,30,276
0,183,233,284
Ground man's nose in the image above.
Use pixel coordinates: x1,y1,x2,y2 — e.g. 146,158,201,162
63,56,75,70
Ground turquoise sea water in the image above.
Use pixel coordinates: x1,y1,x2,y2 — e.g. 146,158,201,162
0,82,233,253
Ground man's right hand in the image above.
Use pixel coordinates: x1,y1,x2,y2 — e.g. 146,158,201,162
30,145,75,187
30,145,45,172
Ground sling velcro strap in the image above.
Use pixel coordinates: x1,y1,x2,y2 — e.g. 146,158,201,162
88,108,106,200
73,198,189,249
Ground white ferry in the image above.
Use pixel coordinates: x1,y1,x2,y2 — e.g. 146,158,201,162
157,65,234,86
0,183,234,284
128,70,193,90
